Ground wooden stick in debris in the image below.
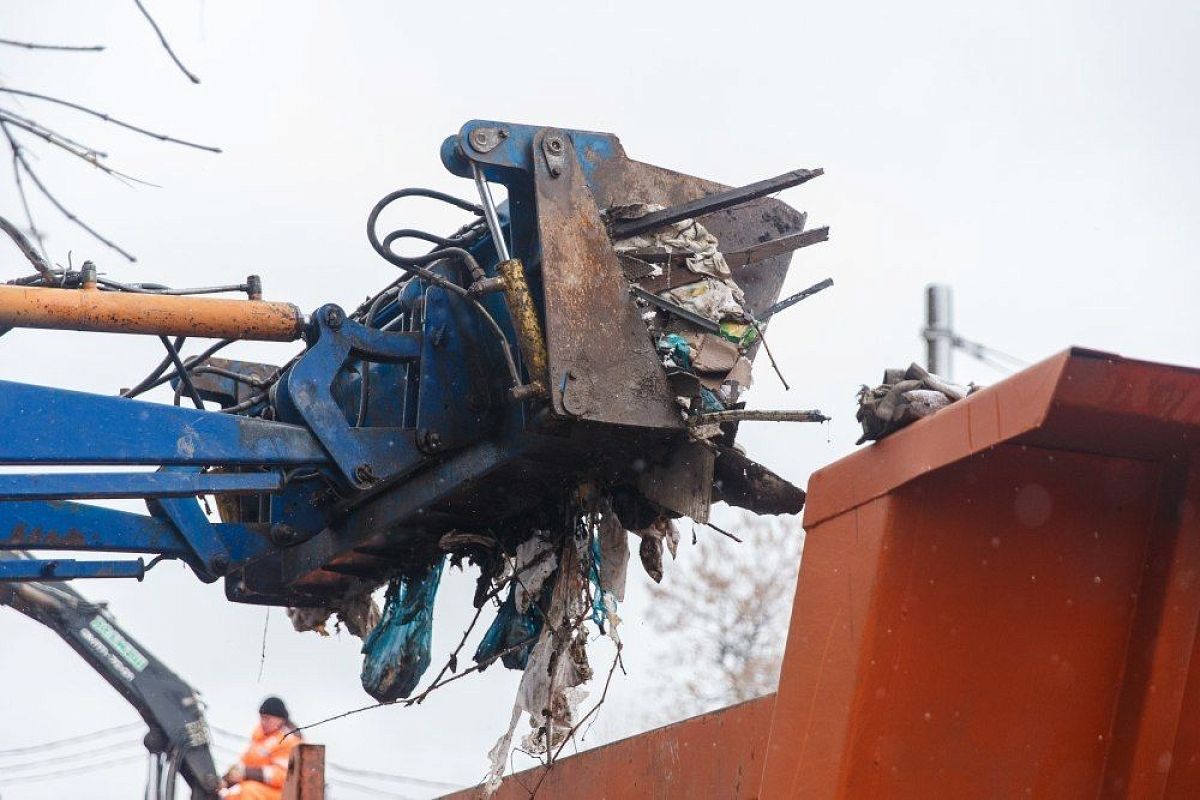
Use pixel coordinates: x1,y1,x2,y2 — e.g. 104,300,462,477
692,409,830,425
749,319,790,391
700,521,743,543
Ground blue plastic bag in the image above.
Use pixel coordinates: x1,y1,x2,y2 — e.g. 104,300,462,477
361,559,444,701
474,584,544,671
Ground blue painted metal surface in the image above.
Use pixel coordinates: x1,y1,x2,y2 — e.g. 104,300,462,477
0,558,148,581
0,380,328,466
0,470,281,500
284,305,424,489
1,500,193,556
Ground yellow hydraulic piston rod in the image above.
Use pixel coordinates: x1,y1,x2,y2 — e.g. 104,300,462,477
472,165,549,399
0,282,305,341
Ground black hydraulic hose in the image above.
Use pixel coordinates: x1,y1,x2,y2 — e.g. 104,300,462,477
355,286,399,427
160,336,204,408
121,337,185,397
123,339,235,398
367,189,524,392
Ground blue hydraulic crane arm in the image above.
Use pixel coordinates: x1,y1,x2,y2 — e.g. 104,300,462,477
0,119,822,601
0,552,221,798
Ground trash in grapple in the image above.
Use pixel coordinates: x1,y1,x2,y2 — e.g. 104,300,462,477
361,559,444,701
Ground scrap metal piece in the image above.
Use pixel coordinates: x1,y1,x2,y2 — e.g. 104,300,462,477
609,168,823,240
723,227,830,268
629,285,721,333
637,440,715,523
760,277,834,320
532,129,680,426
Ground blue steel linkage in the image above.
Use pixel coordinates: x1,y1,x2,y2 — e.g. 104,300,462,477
0,369,332,581
0,558,148,581
0,499,274,582
282,304,424,490
0,471,281,500
0,295,447,582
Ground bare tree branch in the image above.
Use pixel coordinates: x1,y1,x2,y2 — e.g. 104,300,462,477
5,130,49,264
0,107,108,158
0,88,220,153
0,112,158,187
0,207,54,281
131,0,201,84
2,121,136,262
0,39,105,53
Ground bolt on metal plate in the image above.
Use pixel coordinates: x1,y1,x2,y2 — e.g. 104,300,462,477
469,126,508,153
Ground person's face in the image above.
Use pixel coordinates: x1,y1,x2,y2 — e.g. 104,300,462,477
260,713,286,735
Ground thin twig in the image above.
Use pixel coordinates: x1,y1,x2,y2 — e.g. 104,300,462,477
0,107,108,157
0,113,158,187
700,520,744,543
8,135,136,261
529,649,623,799
0,129,53,278
131,0,201,84
0,89,220,152
0,39,105,52
286,633,540,739
257,608,270,682
750,319,790,391
0,213,53,281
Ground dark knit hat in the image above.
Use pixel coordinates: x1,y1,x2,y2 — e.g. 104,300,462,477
259,696,289,720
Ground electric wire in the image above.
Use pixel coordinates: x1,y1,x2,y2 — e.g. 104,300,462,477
0,752,146,785
0,737,144,771
0,720,143,756
324,777,418,799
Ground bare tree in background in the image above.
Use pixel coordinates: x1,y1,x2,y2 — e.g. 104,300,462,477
1,1,218,268
645,513,804,720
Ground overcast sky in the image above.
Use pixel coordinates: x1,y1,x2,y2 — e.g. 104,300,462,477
1,1,1198,798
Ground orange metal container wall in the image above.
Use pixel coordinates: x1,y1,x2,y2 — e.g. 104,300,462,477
444,695,774,799
761,348,1200,799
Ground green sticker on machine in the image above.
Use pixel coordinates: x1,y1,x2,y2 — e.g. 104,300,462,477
89,616,149,672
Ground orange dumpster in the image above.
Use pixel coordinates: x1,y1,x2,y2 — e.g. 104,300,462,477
763,347,1200,798
449,347,1200,798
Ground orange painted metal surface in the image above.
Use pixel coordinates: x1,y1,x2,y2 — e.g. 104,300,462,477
0,284,304,341
439,348,1200,798
762,347,1200,798
444,695,774,799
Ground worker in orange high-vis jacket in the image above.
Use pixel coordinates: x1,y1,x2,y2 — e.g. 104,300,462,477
219,696,303,799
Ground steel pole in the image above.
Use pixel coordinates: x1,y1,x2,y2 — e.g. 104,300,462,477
925,283,953,380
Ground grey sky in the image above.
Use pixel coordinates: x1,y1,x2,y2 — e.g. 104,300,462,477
1,1,1198,797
